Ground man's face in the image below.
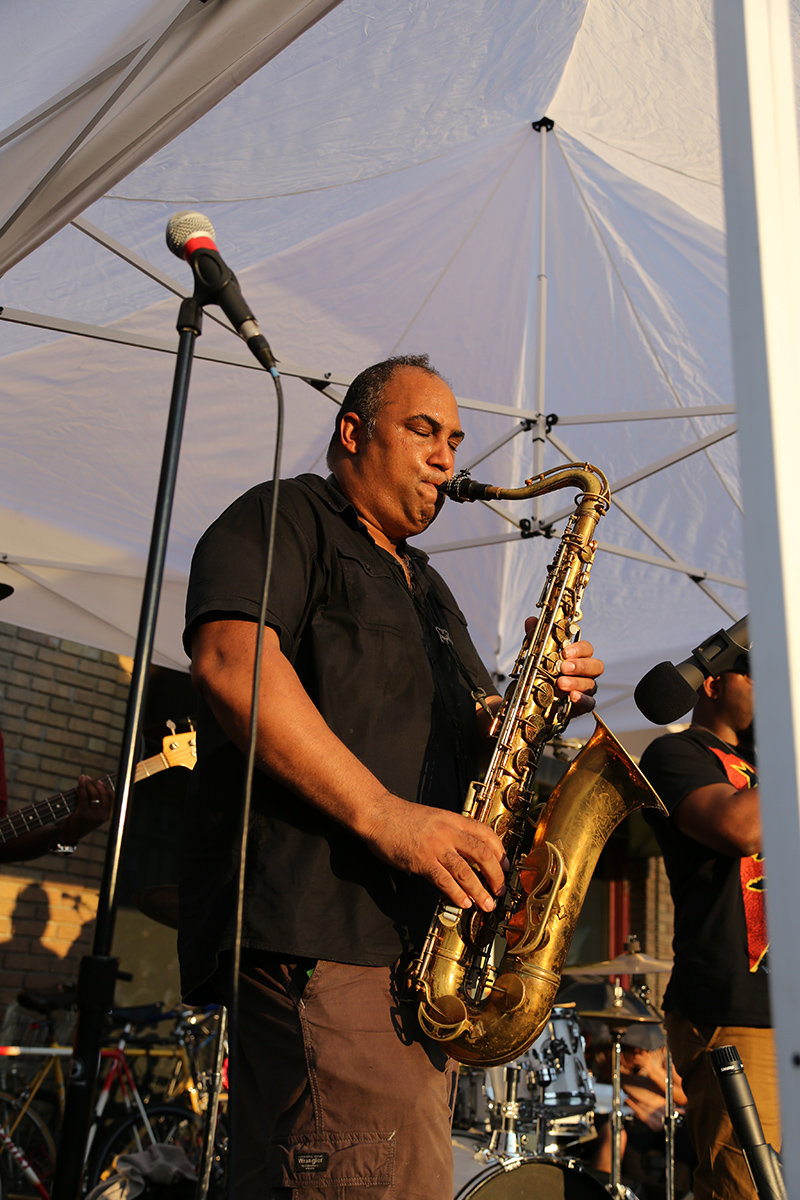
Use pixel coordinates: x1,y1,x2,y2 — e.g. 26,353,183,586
345,366,465,541
718,669,754,733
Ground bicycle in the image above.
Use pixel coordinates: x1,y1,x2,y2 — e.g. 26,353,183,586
0,995,227,1198
116,1005,223,1117
86,1102,227,1197
0,1091,56,1200
87,1008,228,1196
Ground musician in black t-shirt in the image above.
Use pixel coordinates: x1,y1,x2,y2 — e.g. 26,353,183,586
641,657,779,1200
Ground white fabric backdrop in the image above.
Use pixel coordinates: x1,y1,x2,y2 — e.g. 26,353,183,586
0,0,759,736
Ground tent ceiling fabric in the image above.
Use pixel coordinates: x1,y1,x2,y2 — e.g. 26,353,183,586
0,0,757,730
0,0,343,275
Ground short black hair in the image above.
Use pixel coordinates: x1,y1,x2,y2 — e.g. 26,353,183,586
326,354,446,467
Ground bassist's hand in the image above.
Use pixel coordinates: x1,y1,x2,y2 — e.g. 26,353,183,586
60,776,114,842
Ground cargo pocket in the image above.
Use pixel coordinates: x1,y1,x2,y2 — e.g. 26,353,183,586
269,1130,395,1196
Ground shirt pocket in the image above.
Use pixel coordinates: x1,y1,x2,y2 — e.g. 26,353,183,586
337,551,409,637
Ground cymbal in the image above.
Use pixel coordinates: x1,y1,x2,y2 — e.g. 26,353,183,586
132,885,179,930
580,1008,663,1027
566,950,673,976
557,980,654,1020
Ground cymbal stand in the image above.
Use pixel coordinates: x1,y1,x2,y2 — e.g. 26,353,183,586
609,1024,626,1198
632,978,675,1200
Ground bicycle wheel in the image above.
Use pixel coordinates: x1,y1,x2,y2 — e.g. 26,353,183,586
0,1092,56,1200
87,1103,227,1197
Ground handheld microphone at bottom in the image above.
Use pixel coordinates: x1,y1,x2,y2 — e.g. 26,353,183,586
710,1044,786,1200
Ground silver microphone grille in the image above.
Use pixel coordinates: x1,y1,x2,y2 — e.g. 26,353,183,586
165,210,216,258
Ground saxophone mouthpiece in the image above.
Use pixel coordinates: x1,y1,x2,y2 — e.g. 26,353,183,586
442,471,495,502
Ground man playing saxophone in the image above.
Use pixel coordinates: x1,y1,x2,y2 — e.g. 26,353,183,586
179,356,603,1199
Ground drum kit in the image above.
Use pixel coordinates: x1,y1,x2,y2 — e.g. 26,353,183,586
453,942,679,1200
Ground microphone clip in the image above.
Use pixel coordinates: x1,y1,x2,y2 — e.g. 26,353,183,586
692,627,750,678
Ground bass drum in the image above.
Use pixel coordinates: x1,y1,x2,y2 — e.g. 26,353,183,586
454,1155,634,1200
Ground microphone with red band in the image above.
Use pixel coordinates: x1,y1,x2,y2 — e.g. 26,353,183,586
165,211,277,373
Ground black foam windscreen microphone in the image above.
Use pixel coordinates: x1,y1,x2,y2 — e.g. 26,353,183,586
710,1045,786,1200
165,211,276,373
634,614,750,725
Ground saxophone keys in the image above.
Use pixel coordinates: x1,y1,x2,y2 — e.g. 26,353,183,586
464,908,493,949
491,811,513,839
513,747,535,772
500,783,524,811
520,715,546,744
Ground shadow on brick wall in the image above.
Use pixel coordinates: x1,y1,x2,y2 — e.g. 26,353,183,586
0,876,98,1006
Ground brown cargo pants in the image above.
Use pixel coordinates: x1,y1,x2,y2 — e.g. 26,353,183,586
214,951,457,1199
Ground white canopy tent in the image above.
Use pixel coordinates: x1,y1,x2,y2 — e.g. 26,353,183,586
4,0,800,1176
0,0,746,734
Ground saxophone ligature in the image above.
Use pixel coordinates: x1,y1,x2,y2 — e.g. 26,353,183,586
406,463,666,1066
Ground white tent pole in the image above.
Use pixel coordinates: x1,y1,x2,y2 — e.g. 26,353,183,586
715,0,800,1179
531,118,553,524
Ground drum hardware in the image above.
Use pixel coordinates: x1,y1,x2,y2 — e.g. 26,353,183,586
478,1004,599,1181
624,976,678,1200
526,1032,576,1156
582,990,662,1200
527,1007,595,1119
488,1064,527,1158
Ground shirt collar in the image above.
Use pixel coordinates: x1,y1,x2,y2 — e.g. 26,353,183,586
302,473,430,564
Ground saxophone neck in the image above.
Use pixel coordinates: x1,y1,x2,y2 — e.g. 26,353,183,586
522,462,610,508
442,463,610,509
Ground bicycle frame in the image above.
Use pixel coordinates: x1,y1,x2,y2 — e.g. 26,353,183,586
0,1121,50,1200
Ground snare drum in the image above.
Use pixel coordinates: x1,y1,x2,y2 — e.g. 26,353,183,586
454,1154,631,1199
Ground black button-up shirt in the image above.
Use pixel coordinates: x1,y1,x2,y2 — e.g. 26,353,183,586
179,473,494,1001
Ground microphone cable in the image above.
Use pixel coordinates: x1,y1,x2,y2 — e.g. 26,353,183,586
225,366,284,1200
166,211,285,1195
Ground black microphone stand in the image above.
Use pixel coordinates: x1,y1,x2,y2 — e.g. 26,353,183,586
50,296,203,1200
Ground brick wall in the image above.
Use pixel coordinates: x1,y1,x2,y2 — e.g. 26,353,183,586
629,854,674,1011
0,620,131,1007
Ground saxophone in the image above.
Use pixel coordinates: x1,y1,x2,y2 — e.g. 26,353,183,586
406,463,666,1067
